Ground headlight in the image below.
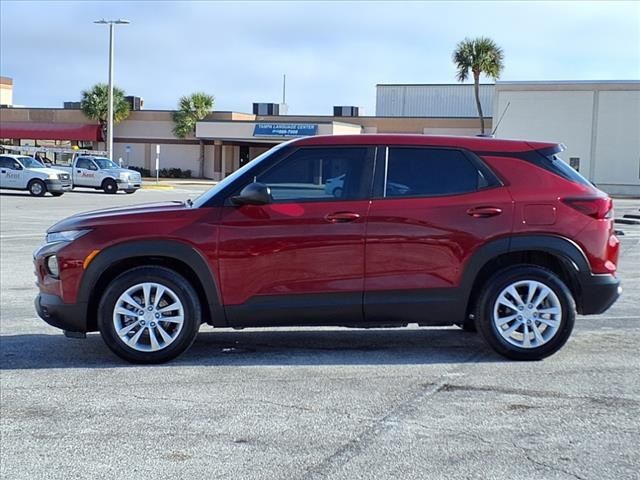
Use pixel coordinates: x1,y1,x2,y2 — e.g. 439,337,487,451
46,255,59,277
119,173,129,180
48,173,59,180
46,229,91,244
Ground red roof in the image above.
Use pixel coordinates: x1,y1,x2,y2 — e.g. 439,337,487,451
0,122,102,141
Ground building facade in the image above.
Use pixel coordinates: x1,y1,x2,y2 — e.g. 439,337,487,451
493,81,640,195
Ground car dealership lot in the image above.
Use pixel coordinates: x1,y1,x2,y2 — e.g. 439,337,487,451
1,189,639,480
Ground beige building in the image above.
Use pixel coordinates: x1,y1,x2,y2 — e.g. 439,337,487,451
493,81,640,195
0,77,13,106
0,106,487,180
3,80,638,195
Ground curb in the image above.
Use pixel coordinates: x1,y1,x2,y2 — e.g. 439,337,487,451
141,184,175,190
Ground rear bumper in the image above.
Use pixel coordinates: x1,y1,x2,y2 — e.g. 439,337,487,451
35,293,88,333
577,274,621,315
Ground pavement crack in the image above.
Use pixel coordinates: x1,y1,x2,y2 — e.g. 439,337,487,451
512,441,587,480
298,348,487,480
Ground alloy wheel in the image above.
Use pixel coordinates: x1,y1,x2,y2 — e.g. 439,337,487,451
492,280,562,349
113,282,185,352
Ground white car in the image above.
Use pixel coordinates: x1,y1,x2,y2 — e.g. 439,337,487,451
54,156,142,194
0,154,71,197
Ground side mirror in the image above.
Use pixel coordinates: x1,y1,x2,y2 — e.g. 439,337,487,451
231,182,272,206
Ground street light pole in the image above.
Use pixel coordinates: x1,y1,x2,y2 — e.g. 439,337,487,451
94,19,130,160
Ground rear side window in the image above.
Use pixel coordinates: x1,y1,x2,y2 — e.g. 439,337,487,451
385,148,492,197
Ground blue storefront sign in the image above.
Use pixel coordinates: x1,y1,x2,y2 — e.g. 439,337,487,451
253,123,318,137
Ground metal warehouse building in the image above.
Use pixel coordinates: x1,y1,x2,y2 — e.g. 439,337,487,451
376,83,494,118
377,81,640,195
493,81,640,196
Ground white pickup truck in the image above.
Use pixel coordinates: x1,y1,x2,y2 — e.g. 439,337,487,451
0,154,72,196
54,155,142,194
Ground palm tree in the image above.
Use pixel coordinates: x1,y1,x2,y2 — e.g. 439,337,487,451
172,92,215,178
452,37,504,135
80,83,131,144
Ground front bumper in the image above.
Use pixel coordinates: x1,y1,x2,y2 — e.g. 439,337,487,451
116,179,141,191
45,179,72,193
35,293,88,333
577,274,621,315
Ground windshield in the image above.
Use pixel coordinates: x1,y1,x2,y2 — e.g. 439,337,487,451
191,142,291,208
18,156,45,169
93,157,120,169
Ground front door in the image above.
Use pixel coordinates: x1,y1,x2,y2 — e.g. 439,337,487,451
218,146,375,326
364,146,514,325
74,157,100,187
0,156,24,189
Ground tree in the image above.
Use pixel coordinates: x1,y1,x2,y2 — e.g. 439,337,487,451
452,37,504,135
172,92,215,178
80,83,131,144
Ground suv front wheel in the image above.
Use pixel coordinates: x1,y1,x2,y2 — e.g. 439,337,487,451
98,266,201,363
475,265,575,361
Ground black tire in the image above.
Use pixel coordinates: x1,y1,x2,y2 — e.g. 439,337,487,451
475,265,575,361
28,179,47,197
98,266,202,363
51,192,64,197
103,178,118,194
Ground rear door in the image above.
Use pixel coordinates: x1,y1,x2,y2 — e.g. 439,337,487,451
74,157,101,187
218,145,375,326
364,146,513,324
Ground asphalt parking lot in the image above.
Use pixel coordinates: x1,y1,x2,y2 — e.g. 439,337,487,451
1,187,639,480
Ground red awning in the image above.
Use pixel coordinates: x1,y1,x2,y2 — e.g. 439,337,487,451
0,122,102,141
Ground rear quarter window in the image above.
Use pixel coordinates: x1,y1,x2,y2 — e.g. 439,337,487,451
542,154,593,187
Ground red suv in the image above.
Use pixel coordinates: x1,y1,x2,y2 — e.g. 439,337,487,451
34,135,621,363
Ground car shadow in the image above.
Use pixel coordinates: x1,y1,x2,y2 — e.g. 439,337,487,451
0,191,45,198
0,328,504,369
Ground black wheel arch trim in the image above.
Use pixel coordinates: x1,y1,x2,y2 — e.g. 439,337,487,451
79,240,225,327
459,234,592,303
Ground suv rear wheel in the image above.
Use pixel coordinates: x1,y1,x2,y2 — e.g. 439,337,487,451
475,265,575,361
97,266,201,363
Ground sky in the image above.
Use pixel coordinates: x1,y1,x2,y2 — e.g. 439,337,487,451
1,1,639,115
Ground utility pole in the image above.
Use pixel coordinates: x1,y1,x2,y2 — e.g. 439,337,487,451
94,19,130,159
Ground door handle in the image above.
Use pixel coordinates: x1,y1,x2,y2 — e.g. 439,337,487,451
324,212,361,223
467,206,503,218
77,170,81,173
1,170,5,173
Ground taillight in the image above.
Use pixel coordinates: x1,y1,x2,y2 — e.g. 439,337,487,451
562,196,613,219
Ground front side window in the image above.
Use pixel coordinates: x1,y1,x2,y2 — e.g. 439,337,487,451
0,157,22,170
76,158,94,170
385,148,488,197
256,147,372,201
0,157,14,169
